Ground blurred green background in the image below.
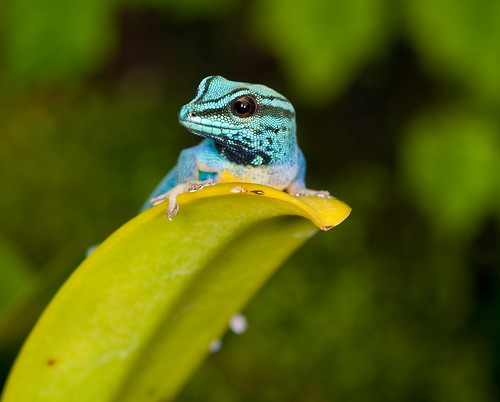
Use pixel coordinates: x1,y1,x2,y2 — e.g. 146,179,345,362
1,0,499,400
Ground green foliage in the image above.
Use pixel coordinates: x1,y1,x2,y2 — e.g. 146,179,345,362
404,0,500,104
252,0,389,102
3,0,116,84
401,107,499,235
141,0,235,18
0,238,33,310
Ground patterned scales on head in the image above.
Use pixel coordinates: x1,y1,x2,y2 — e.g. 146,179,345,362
178,76,298,168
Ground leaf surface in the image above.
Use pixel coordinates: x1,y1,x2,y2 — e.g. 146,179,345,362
2,183,350,402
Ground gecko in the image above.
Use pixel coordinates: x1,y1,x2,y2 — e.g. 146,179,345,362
142,75,330,219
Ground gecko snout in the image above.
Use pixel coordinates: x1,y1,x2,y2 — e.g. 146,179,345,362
178,104,197,121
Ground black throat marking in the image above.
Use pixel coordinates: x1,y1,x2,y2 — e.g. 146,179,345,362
214,141,271,166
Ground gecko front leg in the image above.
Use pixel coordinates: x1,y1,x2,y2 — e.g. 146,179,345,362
151,179,215,220
148,142,220,220
286,150,333,199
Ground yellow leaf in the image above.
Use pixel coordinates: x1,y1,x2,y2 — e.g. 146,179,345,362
2,183,350,402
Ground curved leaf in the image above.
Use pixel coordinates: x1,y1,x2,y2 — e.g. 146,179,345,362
1,183,350,402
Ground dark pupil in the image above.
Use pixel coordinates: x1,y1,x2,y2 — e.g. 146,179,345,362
232,96,256,117
235,101,250,114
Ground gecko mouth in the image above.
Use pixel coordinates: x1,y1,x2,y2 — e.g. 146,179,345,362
179,117,271,166
178,118,238,137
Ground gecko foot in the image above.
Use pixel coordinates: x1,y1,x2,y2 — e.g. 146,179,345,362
151,179,215,221
293,189,333,198
187,179,215,192
150,193,168,206
166,203,179,221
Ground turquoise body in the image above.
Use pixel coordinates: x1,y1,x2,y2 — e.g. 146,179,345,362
141,76,309,212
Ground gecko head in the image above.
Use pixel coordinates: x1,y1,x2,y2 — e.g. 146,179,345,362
178,76,297,166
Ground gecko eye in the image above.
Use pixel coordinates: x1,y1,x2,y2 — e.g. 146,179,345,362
231,96,256,118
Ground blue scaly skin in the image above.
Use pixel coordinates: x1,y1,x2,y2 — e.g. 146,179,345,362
143,76,330,219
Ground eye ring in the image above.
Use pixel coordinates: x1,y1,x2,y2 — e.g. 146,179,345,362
231,96,256,118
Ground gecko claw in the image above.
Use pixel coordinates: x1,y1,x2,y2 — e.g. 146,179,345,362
166,203,179,221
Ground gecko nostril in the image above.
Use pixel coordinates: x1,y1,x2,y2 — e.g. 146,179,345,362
189,112,197,117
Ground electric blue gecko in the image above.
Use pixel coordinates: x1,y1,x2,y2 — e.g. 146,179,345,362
142,75,330,219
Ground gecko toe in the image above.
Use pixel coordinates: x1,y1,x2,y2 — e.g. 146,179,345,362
167,204,179,221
